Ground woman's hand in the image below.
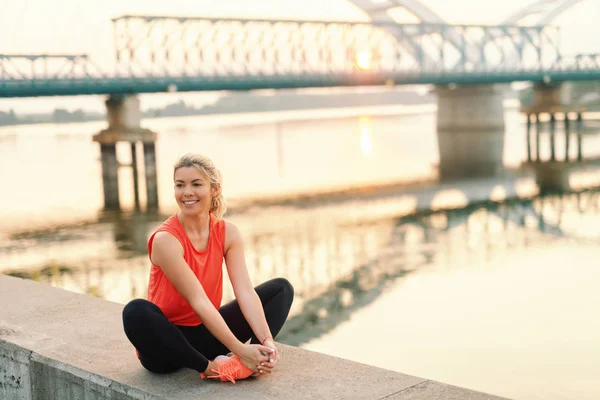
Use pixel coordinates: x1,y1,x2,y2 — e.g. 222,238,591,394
255,338,279,374
236,343,273,373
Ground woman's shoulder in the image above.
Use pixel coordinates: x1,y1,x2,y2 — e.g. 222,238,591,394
211,216,232,232
220,218,238,233
148,215,184,251
221,219,244,248
152,214,182,236
161,214,181,228
220,217,233,227
152,230,183,249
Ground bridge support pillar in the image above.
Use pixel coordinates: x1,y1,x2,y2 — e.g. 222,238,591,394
93,95,158,211
520,83,588,193
435,84,505,181
100,143,120,210
143,142,159,211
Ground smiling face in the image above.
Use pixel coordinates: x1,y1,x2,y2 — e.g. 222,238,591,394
174,166,216,216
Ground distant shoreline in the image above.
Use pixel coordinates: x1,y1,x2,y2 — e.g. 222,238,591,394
0,88,438,127
0,88,524,129
6,80,600,128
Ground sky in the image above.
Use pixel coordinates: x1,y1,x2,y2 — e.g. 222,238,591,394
0,0,597,113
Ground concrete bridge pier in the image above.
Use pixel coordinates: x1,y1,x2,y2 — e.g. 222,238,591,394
143,142,159,209
99,143,120,209
93,95,158,211
435,84,506,181
521,83,587,193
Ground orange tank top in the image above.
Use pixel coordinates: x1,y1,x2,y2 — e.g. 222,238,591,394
146,214,226,326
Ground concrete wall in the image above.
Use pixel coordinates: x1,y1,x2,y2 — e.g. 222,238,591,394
1,340,148,400
0,267,507,399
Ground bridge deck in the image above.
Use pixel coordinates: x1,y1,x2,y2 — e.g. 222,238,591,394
3,68,600,98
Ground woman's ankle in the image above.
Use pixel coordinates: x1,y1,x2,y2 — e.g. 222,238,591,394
204,360,220,376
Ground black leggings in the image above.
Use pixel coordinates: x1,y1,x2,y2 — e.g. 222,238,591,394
122,278,294,374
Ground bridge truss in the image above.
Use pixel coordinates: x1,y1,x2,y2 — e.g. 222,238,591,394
0,12,599,97
0,54,104,81
112,16,561,77
502,0,584,25
348,0,584,25
348,0,586,68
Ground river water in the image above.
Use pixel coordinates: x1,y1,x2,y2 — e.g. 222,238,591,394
1,103,600,400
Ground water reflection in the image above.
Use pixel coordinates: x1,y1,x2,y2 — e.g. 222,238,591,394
277,190,599,345
2,189,599,346
359,116,373,156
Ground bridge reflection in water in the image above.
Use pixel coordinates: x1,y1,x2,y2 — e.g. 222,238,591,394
2,189,599,345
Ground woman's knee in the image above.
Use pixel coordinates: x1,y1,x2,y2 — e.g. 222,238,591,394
122,298,156,325
272,277,294,305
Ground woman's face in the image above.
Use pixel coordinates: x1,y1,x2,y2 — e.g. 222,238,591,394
174,166,215,215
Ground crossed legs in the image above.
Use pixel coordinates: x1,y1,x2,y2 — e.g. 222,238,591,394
122,278,294,374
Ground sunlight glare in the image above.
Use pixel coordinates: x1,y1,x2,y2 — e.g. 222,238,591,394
355,51,372,71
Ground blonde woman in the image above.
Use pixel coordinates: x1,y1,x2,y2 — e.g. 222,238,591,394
122,153,294,383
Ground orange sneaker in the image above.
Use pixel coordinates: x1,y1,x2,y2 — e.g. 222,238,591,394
200,355,255,384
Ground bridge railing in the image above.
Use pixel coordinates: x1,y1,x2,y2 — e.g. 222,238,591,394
0,54,105,82
554,53,600,71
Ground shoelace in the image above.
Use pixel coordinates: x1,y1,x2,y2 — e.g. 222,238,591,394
204,367,237,384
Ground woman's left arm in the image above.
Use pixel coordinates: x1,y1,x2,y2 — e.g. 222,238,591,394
224,221,280,371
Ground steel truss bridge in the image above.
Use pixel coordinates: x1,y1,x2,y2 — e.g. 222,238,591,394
1,0,598,98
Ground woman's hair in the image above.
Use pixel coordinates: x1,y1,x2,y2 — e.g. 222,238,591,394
173,153,226,220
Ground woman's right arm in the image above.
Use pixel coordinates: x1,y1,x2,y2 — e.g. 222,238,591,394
150,232,246,355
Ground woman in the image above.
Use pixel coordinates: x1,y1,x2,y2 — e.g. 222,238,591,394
122,153,294,383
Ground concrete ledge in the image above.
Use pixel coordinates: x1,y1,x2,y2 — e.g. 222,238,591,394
92,128,157,144
0,275,507,399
